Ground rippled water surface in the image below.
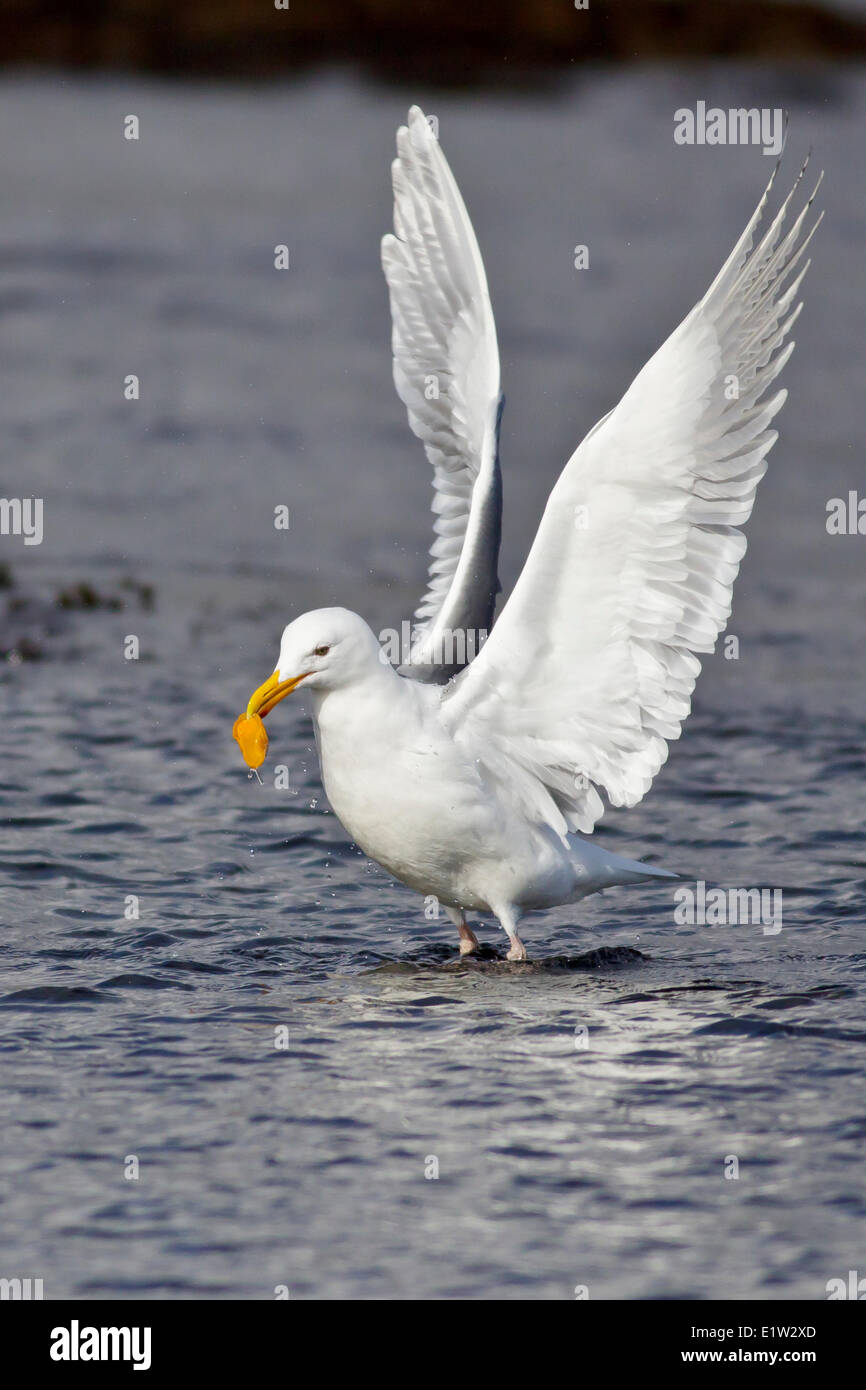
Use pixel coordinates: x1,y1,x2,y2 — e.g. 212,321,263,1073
1,68,864,1299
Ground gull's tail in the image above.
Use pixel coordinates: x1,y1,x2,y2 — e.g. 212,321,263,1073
568,835,679,896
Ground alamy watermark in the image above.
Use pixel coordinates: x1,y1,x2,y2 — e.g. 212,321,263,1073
378,621,488,668
826,491,866,536
674,103,785,157
0,1276,43,1299
826,1270,866,1299
50,1321,151,1371
674,880,782,936
0,497,43,545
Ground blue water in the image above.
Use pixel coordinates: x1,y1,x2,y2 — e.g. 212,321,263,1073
0,67,864,1299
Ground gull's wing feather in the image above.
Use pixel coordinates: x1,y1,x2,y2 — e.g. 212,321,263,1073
441,161,823,834
382,106,503,683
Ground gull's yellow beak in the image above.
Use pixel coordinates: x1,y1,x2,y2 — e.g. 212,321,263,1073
246,668,310,719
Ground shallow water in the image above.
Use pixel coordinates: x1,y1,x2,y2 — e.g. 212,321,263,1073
0,67,864,1300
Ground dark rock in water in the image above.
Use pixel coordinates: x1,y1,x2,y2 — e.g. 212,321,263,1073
446,944,646,972
5,635,43,663
1,591,59,662
119,577,156,611
55,581,123,611
371,943,647,975
543,945,646,970
0,573,157,663
54,578,155,612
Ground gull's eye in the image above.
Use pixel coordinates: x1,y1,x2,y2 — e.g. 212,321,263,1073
314,645,330,657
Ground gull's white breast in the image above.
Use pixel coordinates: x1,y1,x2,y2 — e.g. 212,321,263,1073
309,673,574,914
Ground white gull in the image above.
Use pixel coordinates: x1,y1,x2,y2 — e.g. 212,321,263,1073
239,107,821,961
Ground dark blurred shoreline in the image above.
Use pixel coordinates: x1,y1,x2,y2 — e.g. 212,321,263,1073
3,1,866,83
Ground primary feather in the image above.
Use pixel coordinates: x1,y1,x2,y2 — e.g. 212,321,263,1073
381,106,503,682
441,158,823,836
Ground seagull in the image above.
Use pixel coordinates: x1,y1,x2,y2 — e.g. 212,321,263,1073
237,106,821,961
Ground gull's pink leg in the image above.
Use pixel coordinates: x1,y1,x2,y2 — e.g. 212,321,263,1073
446,906,479,956
495,903,528,961
458,921,481,956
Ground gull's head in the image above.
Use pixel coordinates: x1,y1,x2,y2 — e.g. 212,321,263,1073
244,607,380,719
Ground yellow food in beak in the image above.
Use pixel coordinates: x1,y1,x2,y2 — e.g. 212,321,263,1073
232,668,310,770
233,712,268,769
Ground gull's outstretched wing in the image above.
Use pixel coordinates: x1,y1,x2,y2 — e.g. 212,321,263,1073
440,161,823,834
382,105,503,684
